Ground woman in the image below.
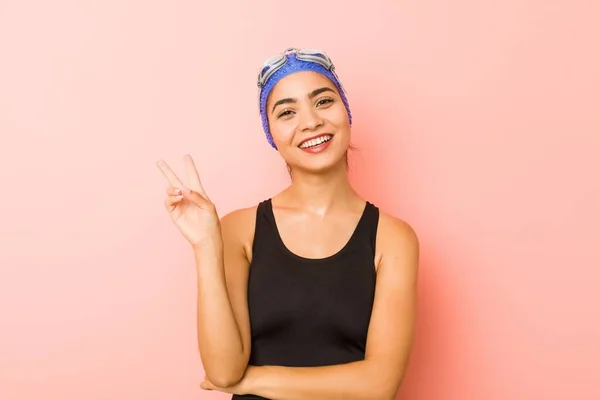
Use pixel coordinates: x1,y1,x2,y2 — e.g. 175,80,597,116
156,48,419,399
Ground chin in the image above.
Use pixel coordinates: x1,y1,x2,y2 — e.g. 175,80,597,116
293,145,349,174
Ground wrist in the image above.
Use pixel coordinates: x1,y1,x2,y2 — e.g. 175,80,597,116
191,231,223,252
242,366,264,395
192,236,223,265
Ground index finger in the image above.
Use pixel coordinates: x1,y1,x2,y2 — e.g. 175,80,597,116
156,160,187,190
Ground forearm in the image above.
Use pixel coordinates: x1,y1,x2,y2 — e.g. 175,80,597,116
194,241,247,386
248,360,400,400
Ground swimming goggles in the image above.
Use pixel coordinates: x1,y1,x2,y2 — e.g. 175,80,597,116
256,47,336,88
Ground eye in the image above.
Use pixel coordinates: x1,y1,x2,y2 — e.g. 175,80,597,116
277,109,295,119
316,97,334,107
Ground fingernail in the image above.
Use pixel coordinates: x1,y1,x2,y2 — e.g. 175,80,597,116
174,188,182,195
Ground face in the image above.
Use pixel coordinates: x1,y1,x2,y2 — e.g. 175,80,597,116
266,71,351,173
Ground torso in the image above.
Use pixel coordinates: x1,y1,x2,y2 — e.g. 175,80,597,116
230,197,387,400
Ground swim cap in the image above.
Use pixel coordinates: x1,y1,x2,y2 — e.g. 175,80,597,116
257,49,352,149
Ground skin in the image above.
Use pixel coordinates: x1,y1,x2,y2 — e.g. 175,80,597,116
157,70,419,399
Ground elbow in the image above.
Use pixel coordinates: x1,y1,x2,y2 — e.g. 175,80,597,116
373,386,400,400
206,373,242,389
370,371,406,400
204,364,246,388
369,383,400,400
201,348,250,388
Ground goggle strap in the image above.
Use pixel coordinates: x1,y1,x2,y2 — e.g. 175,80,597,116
257,49,336,88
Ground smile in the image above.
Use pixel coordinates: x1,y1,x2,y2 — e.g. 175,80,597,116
298,134,333,149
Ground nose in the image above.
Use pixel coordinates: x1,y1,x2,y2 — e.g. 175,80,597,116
298,107,324,132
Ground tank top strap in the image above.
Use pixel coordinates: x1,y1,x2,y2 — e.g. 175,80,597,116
251,199,277,257
256,198,273,223
350,201,380,257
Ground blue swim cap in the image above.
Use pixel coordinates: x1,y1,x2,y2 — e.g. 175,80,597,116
258,50,352,149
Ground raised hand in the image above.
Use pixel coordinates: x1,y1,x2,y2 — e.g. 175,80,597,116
156,154,221,249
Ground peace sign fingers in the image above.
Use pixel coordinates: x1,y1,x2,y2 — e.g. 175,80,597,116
183,154,209,199
156,159,187,192
156,155,221,248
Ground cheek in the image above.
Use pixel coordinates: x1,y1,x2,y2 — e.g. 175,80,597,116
269,118,297,144
325,103,350,125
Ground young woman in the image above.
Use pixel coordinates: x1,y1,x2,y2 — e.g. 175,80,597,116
157,48,419,400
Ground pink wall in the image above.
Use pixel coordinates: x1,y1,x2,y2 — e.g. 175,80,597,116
1,1,598,399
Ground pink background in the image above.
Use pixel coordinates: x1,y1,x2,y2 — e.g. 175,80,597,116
1,1,599,399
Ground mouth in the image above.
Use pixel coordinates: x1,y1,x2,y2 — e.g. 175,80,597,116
298,134,333,149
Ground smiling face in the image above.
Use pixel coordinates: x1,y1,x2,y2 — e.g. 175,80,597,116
266,71,351,174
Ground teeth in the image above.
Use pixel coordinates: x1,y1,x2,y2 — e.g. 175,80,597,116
299,135,332,149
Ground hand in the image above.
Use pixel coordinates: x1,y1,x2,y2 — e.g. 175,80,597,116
156,154,221,249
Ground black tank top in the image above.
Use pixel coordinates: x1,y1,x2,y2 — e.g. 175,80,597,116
232,199,379,400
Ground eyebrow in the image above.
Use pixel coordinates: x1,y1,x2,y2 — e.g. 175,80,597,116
271,87,335,114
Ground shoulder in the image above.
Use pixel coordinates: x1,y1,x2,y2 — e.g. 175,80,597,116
374,208,419,273
220,204,258,229
220,204,259,240
220,203,261,260
376,210,419,248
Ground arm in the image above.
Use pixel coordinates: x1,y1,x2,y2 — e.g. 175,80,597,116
195,208,253,387
207,215,419,399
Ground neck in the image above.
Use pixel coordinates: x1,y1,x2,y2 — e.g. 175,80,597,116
280,160,359,215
